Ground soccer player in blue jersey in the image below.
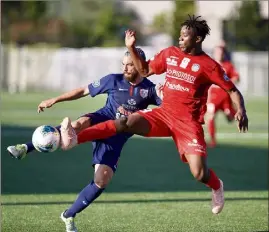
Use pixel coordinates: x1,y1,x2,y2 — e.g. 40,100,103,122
7,48,163,232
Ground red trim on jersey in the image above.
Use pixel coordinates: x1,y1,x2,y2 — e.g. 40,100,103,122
129,86,134,96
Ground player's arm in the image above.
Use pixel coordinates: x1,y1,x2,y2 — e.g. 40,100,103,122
155,83,164,100
125,29,167,77
125,30,154,77
227,87,245,112
208,64,248,132
37,87,89,113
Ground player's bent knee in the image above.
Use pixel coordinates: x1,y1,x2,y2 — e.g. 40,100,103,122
94,164,114,188
71,117,91,134
114,117,128,133
190,168,206,182
125,113,151,135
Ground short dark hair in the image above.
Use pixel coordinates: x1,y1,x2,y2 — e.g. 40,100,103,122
181,15,211,41
124,47,146,61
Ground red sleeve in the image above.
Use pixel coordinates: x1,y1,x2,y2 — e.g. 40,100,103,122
228,63,240,81
148,48,168,75
207,63,235,91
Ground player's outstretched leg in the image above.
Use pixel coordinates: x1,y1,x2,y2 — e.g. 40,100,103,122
64,112,153,149
7,125,61,159
7,116,91,158
185,154,224,214
61,164,113,231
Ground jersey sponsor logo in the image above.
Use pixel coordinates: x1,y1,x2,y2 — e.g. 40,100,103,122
166,69,196,84
187,139,205,152
191,64,200,72
140,89,149,98
179,57,190,69
92,80,100,88
223,73,230,81
166,81,189,92
119,88,128,91
122,104,138,111
127,98,136,106
166,57,178,66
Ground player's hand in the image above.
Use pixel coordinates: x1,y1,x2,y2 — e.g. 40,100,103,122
234,109,248,133
125,29,136,48
37,98,57,113
155,83,164,100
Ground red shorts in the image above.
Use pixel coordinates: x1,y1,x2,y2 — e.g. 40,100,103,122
138,107,207,163
207,88,236,116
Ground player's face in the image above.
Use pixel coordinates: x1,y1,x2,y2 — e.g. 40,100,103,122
122,55,139,82
178,26,197,53
213,46,225,62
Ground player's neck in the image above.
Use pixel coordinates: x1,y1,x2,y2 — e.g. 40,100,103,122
130,76,143,86
187,45,204,56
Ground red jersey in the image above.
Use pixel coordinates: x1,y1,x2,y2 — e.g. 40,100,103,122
210,61,239,90
208,61,239,104
148,46,235,123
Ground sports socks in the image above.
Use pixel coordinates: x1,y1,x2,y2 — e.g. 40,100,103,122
25,125,61,154
78,120,117,144
205,169,221,190
64,181,104,218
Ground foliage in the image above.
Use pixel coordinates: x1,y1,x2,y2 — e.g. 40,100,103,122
1,0,143,48
151,12,171,34
224,1,268,51
172,1,195,45
151,1,195,45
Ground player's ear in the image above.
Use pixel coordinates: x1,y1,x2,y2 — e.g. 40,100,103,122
196,36,202,43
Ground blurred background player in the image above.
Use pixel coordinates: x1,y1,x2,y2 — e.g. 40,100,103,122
7,48,163,232
207,45,240,147
219,39,232,62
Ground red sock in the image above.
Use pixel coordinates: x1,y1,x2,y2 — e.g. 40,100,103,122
205,169,220,190
77,120,116,144
208,119,216,143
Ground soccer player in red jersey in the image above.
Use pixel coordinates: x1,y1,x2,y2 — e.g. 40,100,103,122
61,15,248,215
206,45,240,147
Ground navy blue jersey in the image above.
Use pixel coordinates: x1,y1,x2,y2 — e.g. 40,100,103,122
88,74,161,119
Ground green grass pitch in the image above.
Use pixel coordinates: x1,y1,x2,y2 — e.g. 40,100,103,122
1,92,268,232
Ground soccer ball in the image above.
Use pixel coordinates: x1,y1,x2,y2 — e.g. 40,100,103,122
32,125,60,152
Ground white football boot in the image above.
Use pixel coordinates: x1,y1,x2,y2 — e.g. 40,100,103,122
212,179,225,214
7,144,28,159
60,117,78,150
60,212,78,232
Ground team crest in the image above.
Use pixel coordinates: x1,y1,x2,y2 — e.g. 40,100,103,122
140,89,149,98
92,80,100,87
223,73,230,81
191,64,200,72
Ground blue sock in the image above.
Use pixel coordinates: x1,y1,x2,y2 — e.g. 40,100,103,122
26,125,61,154
64,181,105,218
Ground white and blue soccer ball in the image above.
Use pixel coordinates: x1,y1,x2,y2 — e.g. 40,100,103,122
32,125,60,152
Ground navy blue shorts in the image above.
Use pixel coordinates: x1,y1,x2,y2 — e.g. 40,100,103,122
80,108,132,172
